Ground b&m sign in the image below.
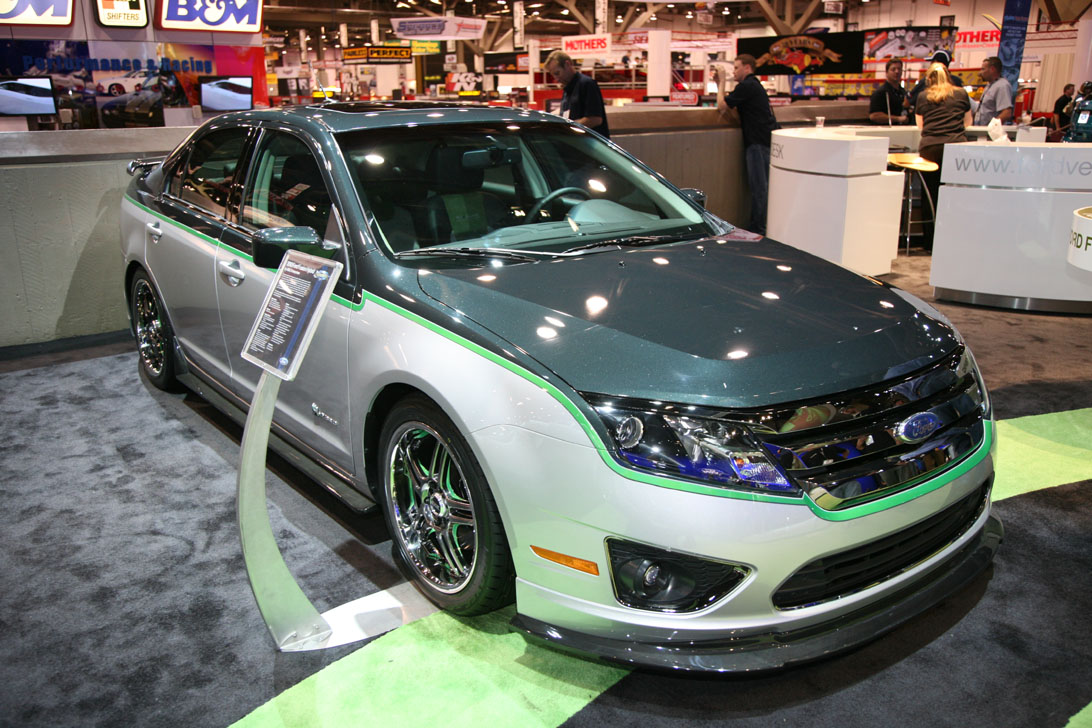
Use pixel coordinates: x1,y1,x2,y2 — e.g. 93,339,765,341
0,0,74,27
157,0,263,33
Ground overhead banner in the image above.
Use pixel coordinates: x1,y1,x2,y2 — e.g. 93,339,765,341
156,0,263,33
94,0,149,28
863,26,956,61
391,17,486,41
956,27,1001,52
513,0,524,48
998,0,1032,93
737,31,863,75
562,33,611,58
484,51,529,73
0,0,74,26
343,46,413,64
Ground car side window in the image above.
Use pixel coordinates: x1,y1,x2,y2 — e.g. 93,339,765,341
178,127,249,217
240,131,332,235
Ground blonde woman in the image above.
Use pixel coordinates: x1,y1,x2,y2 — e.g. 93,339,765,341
913,62,972,250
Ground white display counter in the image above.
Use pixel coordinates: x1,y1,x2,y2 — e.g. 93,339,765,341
964,125,1048,143
930,141,1092,313
767,127,904,275
837,124,921,152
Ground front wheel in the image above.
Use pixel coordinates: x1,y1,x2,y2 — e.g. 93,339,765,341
378,396,514,615
130,270,178,391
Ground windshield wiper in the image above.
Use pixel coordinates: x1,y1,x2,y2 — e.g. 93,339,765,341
393,247,554,262
562,232,701,254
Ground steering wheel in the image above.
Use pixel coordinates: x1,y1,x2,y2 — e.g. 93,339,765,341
523,186,591,223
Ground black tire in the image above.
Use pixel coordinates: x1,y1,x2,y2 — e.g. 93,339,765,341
378,395,515,615
109,83,124,96
130,270,179,391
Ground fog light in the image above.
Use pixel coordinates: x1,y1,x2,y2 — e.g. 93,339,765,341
607,539,749,613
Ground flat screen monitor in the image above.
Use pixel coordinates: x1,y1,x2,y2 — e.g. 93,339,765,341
198,75,253,112
0,76,58,116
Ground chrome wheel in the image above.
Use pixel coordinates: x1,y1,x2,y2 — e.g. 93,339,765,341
386,421,478,593
133,278,166,378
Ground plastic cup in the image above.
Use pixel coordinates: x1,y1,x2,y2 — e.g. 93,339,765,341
815,116,825,128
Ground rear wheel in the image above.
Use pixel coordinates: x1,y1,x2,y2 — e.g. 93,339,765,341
108,83,124,96
130,270,178,391
378,396,514,615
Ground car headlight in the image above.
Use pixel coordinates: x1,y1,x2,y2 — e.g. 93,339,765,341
586,395,797,494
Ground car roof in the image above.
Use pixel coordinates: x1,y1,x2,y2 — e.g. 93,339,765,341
211,101,564,135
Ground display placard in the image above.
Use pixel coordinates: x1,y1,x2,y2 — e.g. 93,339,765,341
241,251,343,382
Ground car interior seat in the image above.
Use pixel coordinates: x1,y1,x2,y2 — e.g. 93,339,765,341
279,154,332,234
357,157,425,253
421,145,507,246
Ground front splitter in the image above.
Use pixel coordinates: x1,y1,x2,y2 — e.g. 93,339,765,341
512,514,1003,673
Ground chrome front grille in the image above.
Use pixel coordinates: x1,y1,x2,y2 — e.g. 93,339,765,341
739,347,988,510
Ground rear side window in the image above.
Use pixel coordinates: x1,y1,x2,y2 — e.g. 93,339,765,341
178,127,249,217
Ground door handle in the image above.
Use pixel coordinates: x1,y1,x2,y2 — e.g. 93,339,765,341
218,259,246,285
145,221,162,242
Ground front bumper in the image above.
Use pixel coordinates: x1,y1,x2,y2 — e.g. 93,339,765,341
513,513,1002,672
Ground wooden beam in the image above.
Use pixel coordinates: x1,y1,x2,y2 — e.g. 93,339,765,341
1039,0,1062,23
754,0,792,35
627,3,665,31
790,0,823,34
557,0,593,33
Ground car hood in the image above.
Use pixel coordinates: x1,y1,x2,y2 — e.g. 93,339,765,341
416,237,960,408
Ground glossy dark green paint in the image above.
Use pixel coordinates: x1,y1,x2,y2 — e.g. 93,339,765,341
416,237,961,408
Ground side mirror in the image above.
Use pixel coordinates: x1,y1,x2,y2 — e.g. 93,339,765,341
252,226,332,268
681,187,707,208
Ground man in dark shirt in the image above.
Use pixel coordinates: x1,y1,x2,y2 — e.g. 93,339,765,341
544,50,610,138
908,50,961,125
714,54,779,236
1054,83,1075,131
869,59,908,125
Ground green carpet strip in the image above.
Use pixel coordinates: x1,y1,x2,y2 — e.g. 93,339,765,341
234,408,1092,728
230,606,627,728
993,407,1092,502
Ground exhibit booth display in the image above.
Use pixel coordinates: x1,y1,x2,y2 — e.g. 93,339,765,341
767,127,903,276
930,141,1092,314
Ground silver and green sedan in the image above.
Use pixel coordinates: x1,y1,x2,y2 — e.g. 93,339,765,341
120,101,1001,671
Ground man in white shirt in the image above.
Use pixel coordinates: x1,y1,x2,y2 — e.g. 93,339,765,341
974,56,1013,125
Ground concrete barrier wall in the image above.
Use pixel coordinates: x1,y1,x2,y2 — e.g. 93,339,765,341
0,123,748,348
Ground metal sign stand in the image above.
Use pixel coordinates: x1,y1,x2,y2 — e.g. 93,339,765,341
236,249,428,652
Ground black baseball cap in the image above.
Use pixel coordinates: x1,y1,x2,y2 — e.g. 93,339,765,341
929,50,951,66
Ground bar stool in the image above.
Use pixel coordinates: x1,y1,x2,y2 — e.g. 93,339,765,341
887,152,939,255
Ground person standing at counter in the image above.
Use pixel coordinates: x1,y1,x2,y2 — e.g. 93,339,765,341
544,50,610,138
908,50,961,125
974,56,1013,126
1054,83,1075,131
869,59,908,125
713,55,779,236
915,62,972,251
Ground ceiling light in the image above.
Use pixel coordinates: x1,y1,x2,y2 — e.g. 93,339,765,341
561,7,568,13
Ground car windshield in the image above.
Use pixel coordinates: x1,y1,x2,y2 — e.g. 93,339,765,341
337,121,723,258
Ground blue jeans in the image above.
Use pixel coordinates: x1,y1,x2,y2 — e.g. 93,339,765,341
745,143,770,235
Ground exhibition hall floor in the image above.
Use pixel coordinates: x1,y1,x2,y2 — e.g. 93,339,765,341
1,254,1090,728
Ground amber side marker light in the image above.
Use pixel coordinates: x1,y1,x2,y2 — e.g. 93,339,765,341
531,546,600,575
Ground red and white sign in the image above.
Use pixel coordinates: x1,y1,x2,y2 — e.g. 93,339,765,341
391,16,486,41
956,28,1001,52
670,90,699,105
563,33,612,58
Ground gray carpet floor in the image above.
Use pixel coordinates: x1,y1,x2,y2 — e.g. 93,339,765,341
0,254,1090,727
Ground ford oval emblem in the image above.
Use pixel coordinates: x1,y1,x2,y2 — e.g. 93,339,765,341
896,412,942,444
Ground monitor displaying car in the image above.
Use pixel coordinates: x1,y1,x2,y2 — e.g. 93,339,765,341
198,75,253,112
0,77,58,116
